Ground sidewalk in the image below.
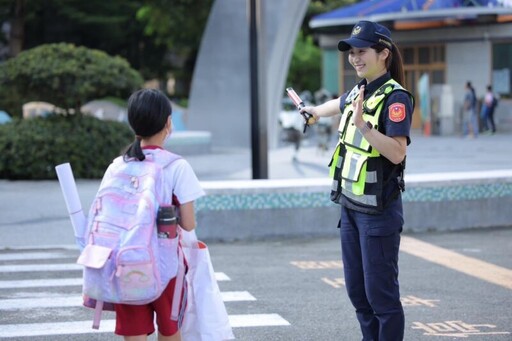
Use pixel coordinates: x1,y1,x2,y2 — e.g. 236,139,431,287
186,130,512,181
1,131,511,248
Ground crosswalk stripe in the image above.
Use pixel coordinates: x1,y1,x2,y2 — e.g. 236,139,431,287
0,295,82,310
0,291,255,310
221,291,256,302
0,263,230,283
0,252,68,261
0,314,290,337
0,320,117,337
0,273,229,289
0,278,82,289
0,263,81,272
230,314,291,327
216,272,231,281
0,250,288,338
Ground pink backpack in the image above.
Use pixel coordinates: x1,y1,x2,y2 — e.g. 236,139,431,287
77,151,184,329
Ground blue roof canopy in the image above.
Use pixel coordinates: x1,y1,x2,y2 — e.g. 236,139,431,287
310,0,511,29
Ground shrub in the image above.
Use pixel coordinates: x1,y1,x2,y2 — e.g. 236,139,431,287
0,115,134,180
0,43,143,117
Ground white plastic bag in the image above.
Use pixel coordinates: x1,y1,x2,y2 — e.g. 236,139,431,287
181,230,235,341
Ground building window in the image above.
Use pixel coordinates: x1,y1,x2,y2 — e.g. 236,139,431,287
339,44,445,95
492,43,511,97
339,44,445,129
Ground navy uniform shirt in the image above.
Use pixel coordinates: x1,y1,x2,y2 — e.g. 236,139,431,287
339,72,414,209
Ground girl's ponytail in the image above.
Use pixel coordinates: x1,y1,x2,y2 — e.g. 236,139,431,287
123,137,145,161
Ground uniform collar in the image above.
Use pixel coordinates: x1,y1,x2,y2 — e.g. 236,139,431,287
359,72,391,99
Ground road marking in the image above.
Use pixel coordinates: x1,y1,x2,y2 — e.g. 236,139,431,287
0,263,230,282
229,314,290,327
216,272,231,281
0,252,68,261
321,277,345,288
290,260,342,269
412,320,510,337
0,263,81,272
221,291,256,302
0,291,256,310
401,295,439,308
0,278,82,289
0,314,290,337
0,320,117,337
401,236,512,290
0,295,82,310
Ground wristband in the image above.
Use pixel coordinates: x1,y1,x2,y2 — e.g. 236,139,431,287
359,121,373,135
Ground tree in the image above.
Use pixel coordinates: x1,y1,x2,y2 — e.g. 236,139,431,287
0,0,213,96
0,43,143,116
136,0,213,96
286,32,322,93
286,0,359,93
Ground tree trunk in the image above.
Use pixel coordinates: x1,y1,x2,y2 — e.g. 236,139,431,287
9,0,26,57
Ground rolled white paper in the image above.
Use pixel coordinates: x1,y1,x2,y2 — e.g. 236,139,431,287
55,163,87,241
55,163,82,214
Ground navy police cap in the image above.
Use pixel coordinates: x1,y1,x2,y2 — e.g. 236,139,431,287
338,21,393,51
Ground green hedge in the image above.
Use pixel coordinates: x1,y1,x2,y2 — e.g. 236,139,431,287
0,43,143,117
0,115,134,180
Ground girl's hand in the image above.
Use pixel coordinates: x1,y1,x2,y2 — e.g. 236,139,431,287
352,85,365,129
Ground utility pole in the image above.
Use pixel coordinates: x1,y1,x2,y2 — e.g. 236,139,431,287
249,0,268,179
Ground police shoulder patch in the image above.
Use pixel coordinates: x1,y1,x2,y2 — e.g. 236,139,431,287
388,102,406,122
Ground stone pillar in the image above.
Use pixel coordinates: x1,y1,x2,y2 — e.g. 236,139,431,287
188,0,309,149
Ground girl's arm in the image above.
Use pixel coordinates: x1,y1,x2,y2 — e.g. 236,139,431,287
178,201,196,231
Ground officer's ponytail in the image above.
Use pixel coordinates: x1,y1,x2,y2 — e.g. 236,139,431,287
373,43,405,88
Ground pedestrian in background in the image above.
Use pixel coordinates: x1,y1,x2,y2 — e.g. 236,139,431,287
301,20,413,341
463,81,478,138
482,85,497,134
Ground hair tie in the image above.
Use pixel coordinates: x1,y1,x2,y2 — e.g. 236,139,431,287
135,135,142,141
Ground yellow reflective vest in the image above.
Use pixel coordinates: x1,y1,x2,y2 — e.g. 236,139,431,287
329,79,413,213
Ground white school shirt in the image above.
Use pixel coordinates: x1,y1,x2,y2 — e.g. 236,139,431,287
143,148,205,205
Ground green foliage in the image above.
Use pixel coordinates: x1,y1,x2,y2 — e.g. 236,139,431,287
0,115,134,180
136,0,213,96
0,43,143,117
285,0,357,94
286,32,322,93
136,0,213,50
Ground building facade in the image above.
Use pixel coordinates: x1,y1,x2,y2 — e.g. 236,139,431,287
311,0,512,134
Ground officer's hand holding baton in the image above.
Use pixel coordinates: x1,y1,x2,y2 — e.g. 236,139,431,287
286,87,317,133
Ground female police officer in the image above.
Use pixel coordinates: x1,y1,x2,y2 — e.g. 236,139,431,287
302,21,413,340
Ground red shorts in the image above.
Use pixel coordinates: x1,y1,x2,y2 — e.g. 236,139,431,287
114,275,187,336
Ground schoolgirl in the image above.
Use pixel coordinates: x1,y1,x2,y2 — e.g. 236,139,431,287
116,89,205,341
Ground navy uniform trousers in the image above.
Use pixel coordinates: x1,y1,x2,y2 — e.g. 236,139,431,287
340,198,404,341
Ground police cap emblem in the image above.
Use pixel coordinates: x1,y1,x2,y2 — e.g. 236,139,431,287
352,26,361,36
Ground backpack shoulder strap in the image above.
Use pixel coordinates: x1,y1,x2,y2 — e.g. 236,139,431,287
142,150,182,205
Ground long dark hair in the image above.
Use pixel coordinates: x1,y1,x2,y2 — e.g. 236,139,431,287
373,42,405,87
123,89,172,161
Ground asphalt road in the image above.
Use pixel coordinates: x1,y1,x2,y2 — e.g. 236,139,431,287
1,227,511,340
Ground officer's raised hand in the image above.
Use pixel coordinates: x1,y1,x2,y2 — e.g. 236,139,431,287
352,85,366,130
